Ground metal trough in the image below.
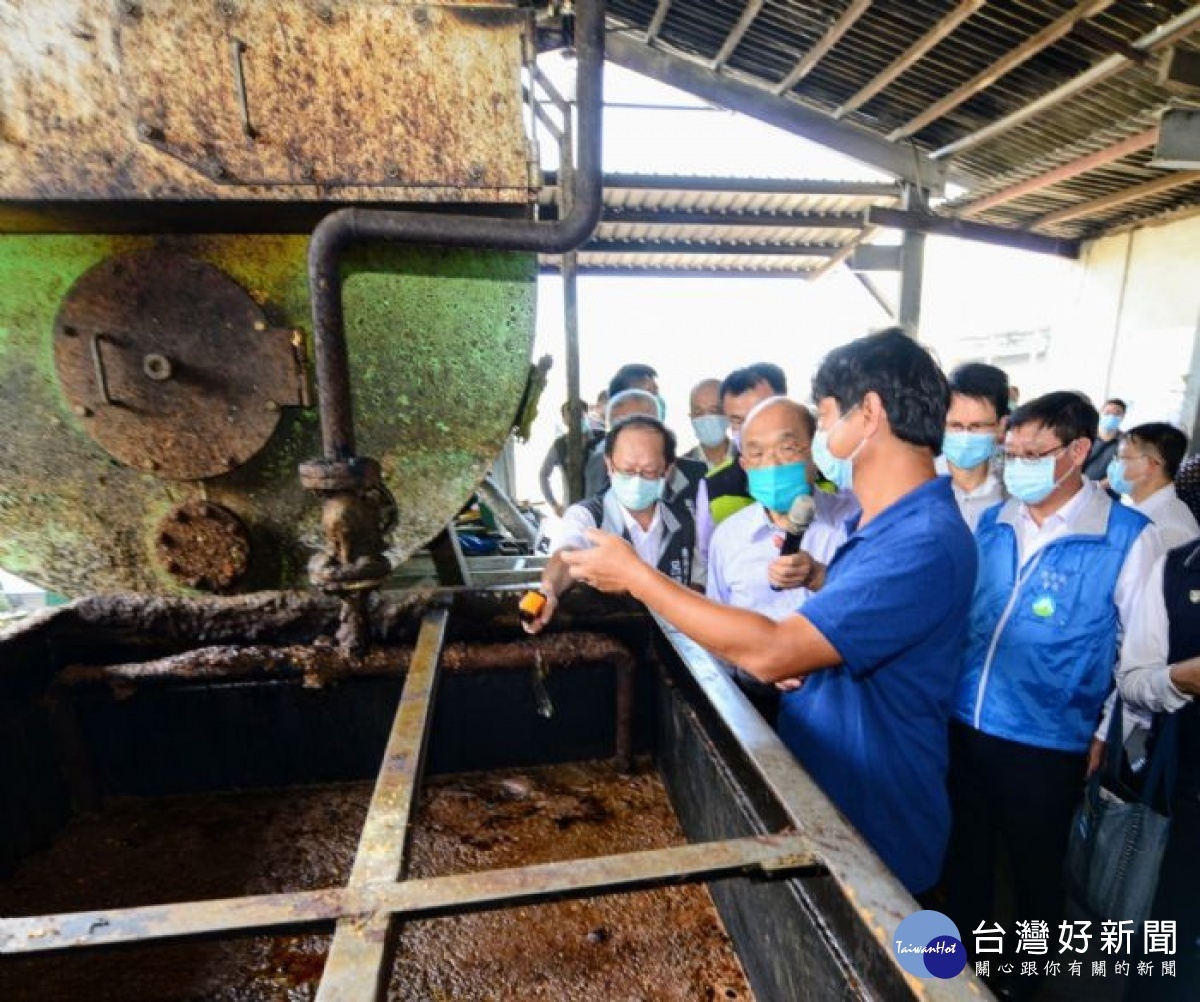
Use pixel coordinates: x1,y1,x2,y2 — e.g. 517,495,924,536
0,589,981,1000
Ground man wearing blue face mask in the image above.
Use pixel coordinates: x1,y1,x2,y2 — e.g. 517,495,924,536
682,378,731,471
526,414,694,634
943,391,1165,996
939,363,1009,531
1082,397,1126,482
707,396,858,723
558,328,977,898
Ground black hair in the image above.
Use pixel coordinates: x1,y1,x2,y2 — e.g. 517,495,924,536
604,414,677,466
1103,398,1127,413
810,327,949,450
948,362,1011,421
1008,391,1099,445
1124,422,1189,479
608,364,658,398
720,362,787,399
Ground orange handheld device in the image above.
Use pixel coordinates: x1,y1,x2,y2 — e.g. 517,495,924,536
518,590,548,625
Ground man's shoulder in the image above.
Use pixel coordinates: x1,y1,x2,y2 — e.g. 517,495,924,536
711,501,764,548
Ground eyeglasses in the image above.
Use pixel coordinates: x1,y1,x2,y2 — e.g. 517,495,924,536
612,466,665,482
741,442,811,467
1116,450,1153,465
1002,444,1068,465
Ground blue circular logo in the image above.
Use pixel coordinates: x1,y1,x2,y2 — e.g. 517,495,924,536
892,910,967,979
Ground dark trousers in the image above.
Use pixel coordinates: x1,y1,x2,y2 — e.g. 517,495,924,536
943,722,1087,969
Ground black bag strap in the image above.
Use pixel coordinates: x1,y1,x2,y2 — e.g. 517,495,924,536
1100,696,1180,809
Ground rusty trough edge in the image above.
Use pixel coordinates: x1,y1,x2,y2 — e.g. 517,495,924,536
0,834,822,957
316,606,448,1002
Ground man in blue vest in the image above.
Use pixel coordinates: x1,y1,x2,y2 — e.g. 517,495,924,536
558,328,977,898
944,391,1164,996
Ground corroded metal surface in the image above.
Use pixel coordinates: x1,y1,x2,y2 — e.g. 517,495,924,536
0,0,532,207
53,251,301,480
154,501,252,591
0,236,535,595
0,767,755,1001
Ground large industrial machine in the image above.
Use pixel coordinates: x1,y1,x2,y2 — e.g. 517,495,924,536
0,3,983,999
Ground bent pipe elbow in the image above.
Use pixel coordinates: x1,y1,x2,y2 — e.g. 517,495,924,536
307,1,605,462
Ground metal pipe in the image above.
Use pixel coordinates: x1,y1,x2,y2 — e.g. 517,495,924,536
307,1,605,462
476,475,537,546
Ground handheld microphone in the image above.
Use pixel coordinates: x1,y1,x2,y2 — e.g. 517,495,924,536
770,494,816,591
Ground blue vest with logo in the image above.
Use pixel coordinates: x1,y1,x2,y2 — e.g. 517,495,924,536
953,493,1149,753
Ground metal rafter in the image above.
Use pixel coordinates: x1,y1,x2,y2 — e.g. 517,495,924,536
1032,169,1200,229
867,205,1081,256
932,4,1200,160
599,209,866,227
583,238,842,256
712,0,764,71
957,127,1158,218
888,0,1117,142
774,0,875,95
645,0,672,44
834,0,988,119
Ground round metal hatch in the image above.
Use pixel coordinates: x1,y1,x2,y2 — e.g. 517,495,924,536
53,251,297,480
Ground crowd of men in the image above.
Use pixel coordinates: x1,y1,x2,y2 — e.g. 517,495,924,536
529,328,1200,1002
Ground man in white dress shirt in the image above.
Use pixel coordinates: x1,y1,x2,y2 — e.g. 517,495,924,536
706,396,857,721
1107,422,1199,549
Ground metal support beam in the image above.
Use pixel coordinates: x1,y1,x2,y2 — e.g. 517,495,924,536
428,526,469,586
605,30,946,189
867,205,1082,257
316,607,449,1002
932,4,1200,160
807,224,881,282
834,0,987,119
476,476,537,547
896,186,926,332
542,172,903,198
958,127,1158,217
712,0,764,71
890,0,1116,142
854,271,897,319
645,0,672,44
1031,169,1200,228
0,834,821,956
774,0,875,94
850,245,903,271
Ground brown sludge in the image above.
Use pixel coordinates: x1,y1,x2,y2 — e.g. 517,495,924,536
0,762,754,1001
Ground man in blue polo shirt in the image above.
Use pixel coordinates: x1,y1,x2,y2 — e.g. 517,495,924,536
561,328,978,897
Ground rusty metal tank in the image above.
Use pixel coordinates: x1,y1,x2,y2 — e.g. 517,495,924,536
0,0,545,597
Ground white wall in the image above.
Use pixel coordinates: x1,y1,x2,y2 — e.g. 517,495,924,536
1050,212,1200,438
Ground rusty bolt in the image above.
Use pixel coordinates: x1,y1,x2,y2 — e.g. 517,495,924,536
72,404,91,418
142,353,173,381
137,122,153,139
141,458,158,471
210,162,228,180
120,0,141,18
413,6,430,25
300,163,316,182
218,1,235,15
385,165,401,180
318,6,333,23
265,400,279,412
253,320,266,332
468,162,486,182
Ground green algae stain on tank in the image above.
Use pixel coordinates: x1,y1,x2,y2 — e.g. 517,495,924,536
0,234,536,596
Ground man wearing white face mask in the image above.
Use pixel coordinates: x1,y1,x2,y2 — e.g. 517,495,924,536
526,414,694,633
682,378,730,471
938,363,1009,531
1107,422,1199,549
944,391,1164,995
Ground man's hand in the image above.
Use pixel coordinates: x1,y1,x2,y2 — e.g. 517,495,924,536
561,530,648,594
1086,737,1106,778
1169,657,1200,696
767,538,825,591
520,589,558,635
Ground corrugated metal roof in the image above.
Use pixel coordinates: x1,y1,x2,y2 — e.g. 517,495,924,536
537,173,898,275
600,0,1200,247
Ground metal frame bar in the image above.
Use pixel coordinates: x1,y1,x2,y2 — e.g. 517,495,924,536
957,126,1159,217
316,607,449,1001
645,0,672,44
931,4,1200,160
711,0,764,71
598,208,865,228
582,238,842,256
889,0,1116,142
834,0,987,119
0,834,820,957
774,0,875,95
867,204,1082,256
1031,168,1200,228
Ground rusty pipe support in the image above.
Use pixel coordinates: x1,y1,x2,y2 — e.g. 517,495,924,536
305,1,605,462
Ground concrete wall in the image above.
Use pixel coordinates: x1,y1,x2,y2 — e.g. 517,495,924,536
1049,212,1200,446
